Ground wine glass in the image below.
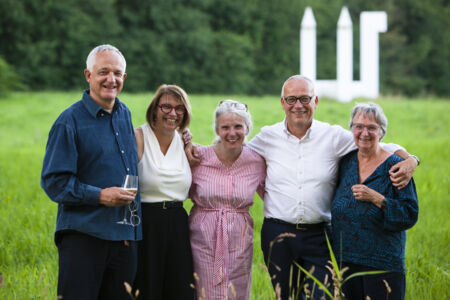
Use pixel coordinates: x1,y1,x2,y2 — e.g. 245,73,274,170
117,175,139,226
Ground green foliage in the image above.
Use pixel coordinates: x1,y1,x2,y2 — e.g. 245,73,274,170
0,0,448,96
0,57,25,96
0,91,449,299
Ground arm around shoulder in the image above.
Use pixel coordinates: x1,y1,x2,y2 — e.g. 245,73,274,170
388,148,419,189
135,127,144,162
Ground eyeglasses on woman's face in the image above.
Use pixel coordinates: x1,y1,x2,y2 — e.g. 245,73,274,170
351,123,380,133
158,104,186,115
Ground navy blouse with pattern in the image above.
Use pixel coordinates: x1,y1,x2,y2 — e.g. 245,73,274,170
331,150,418,273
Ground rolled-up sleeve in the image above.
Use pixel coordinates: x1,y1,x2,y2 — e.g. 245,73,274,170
41,123,101,205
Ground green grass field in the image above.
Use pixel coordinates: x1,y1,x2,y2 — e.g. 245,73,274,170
0,92,449,299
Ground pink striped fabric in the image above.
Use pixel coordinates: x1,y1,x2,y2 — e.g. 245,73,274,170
189,146,266,300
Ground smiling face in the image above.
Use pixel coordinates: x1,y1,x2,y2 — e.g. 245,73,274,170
281,79,318,132
154,93,185,134
352,112,383,152
84,50,126,108
216,112,247,153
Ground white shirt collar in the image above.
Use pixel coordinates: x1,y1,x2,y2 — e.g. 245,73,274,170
282,118,315,141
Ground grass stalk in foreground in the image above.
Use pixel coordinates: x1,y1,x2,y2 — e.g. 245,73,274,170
294,233,389,300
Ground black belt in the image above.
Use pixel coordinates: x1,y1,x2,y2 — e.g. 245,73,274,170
264,217,326,231
143,201,183,209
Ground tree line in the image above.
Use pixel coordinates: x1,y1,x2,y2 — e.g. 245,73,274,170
0,0,448,97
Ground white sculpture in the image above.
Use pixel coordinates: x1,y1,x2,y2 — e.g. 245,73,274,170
300,7,387,102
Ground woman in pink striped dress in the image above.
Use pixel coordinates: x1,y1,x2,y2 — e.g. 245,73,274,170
189,100,266,300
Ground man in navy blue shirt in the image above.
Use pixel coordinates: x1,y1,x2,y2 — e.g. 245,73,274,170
41,44,140,299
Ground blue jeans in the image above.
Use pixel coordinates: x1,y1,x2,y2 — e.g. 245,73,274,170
261,219,331,300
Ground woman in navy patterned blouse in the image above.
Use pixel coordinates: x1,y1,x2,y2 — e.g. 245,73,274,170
331,103,418,300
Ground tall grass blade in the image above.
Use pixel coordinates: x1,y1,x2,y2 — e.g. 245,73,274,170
293,262,333,299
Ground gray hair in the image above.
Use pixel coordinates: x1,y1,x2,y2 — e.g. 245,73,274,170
281,75,315,98
349,102,388,140
86,44,126,72
213,99,253,144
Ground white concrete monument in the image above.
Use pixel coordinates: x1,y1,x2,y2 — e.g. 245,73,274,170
300,7,388,102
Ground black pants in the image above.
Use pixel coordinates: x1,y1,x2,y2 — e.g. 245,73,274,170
134,204,194,300
261,219,331,300
57,231,138,300
342,262,405,300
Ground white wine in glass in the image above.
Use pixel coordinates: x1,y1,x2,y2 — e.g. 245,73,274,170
124,188,138,195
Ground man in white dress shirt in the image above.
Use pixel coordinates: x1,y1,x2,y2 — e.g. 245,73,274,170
247,75,418,300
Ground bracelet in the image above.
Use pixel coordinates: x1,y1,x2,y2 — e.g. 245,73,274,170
407,154,420,166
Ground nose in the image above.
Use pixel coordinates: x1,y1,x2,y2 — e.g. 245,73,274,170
361,127,370,134
293,100,304,108
228,128,237,136
168,107,177,116
106,72,115,82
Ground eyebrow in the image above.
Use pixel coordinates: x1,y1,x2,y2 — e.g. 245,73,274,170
97,68,123,74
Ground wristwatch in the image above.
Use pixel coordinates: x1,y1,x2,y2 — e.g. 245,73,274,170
407,154,420,166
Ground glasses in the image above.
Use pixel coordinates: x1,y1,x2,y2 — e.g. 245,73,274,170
219,100,248,111
283,95,314,105
351,123,380,133
117,175,141,227
116,200,141,227
127,200,141,226
159,104,186,115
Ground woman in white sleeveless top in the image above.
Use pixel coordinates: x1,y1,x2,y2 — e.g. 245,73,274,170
133,84,194,300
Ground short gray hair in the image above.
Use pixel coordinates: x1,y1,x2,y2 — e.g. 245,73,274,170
86,44,126,72
281,75,315,98
349,102,388,140
213,99,253,144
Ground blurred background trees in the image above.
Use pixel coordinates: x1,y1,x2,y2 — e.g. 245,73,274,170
0,0,448,96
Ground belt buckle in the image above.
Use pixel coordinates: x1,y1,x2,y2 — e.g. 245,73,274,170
296,223,307,231
162,201,167,209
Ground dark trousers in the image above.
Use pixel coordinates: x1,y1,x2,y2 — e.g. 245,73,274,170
342,262,405,300
134,204,194,300
261,219,331,300
56,231,138,300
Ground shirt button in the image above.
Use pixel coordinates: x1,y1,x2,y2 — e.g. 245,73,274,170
116,132,119,136
121,150,125,154
127,168,130,172
299,186,302,189
101,113,104,117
